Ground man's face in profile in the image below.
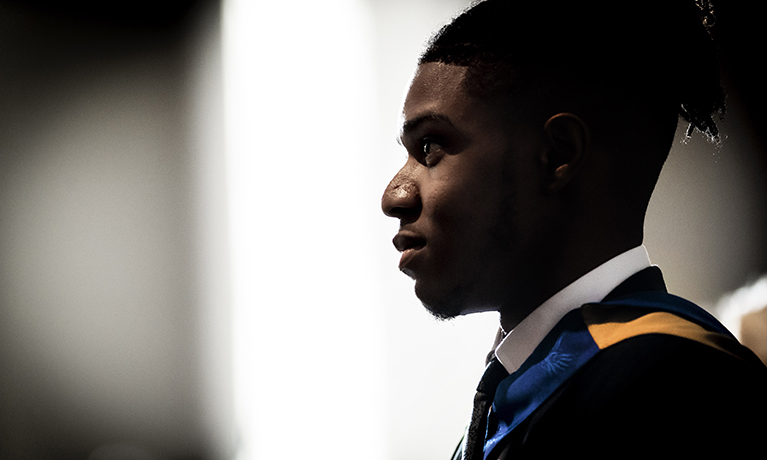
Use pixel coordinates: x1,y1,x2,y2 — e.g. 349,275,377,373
382,62,547,320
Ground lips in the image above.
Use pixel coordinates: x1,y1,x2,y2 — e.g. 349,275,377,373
392,232,426,271
392,232,425,252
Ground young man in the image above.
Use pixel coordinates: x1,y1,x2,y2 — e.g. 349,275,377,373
381,1,767,458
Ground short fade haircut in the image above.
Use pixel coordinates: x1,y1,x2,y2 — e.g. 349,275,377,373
420,0,725,144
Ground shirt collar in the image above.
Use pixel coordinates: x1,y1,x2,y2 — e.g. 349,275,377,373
494,245,652,374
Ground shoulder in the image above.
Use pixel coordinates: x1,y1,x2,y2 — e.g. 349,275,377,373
564,333,767,415
507,333,767,457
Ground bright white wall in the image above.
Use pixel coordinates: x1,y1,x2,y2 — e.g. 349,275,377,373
222,1,386,459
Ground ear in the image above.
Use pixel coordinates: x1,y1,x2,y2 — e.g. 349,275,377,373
540,113,591,194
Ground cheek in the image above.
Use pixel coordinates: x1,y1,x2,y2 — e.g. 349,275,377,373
428,171,515,253
421,143,525,250
423,174,481,227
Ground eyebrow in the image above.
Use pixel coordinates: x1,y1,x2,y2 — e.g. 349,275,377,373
397,113,454,145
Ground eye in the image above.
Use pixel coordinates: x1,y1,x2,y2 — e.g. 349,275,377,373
421,139,443,166
422,139,440,154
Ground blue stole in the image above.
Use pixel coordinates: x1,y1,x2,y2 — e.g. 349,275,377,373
482,291,741,459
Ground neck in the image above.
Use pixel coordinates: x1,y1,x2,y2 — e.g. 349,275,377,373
498,234,641,333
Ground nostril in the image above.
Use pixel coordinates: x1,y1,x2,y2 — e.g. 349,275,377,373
384,205,422,224
382,181,421,218
382,198,422,221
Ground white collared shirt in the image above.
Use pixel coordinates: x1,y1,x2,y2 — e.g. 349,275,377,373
494,246,652,374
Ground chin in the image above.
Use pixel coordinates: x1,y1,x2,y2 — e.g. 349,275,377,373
415,280,493,320
421,301,464,321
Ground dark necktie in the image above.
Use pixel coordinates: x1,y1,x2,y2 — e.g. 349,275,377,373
463,358,508,460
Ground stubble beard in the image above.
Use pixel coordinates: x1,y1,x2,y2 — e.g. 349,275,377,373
418,188,520,322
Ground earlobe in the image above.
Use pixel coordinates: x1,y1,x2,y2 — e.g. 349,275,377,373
540,113,590,194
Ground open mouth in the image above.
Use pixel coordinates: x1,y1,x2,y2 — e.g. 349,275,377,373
393,233,426,272
392,233,426,253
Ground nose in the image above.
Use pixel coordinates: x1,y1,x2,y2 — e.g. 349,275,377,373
382,162,421,222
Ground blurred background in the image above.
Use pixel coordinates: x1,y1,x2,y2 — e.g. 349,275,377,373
0,1,765,459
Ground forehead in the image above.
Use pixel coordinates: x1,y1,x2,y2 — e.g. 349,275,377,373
401,63,503,139
402,63,469,122
405,62,468,107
